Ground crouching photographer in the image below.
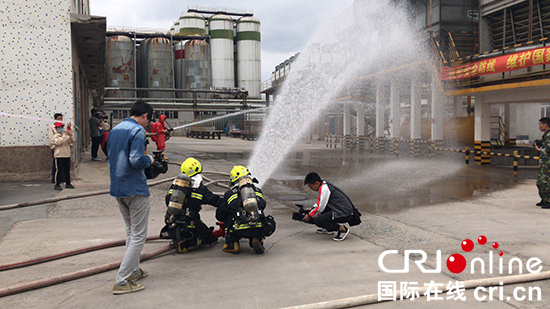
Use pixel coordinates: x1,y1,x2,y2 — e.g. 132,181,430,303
294,172,361,242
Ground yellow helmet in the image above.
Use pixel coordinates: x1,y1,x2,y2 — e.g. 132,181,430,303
181,157,202,177
230,165,250,183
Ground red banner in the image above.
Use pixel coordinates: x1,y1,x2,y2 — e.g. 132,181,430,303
440,46,550,80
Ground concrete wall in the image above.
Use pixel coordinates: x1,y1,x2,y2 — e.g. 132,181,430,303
0,0,73,148
516,103,544,143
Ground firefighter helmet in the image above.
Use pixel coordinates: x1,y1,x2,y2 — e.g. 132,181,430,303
181,157,202,177
230,165,251,183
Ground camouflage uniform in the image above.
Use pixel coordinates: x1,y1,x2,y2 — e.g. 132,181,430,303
537,130,550,202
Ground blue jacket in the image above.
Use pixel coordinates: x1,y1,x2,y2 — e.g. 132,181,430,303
107,118,152,198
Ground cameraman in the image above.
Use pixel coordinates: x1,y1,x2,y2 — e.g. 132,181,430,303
107,100,154,294
89,108,103,161
302,172,354,241
535,117,550,209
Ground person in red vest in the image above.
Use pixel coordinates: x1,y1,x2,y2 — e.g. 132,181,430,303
150,114,168,152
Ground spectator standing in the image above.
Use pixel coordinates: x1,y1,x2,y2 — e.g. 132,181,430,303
100,115,110,158
50,122,76,190
89,108,102,161
48,113,65,183
107,100,154,294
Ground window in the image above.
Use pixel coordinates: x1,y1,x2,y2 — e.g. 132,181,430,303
541,104,550,118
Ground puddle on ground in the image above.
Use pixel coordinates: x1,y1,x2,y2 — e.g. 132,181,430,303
263,149,538,214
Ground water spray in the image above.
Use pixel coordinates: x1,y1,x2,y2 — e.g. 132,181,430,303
169,107,267,132
247,0,431,186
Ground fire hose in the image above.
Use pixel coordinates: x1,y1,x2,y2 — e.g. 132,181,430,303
0,236,160,272
0,168,230,211
282,271,550,308
0,242,173,298
0,167,230,297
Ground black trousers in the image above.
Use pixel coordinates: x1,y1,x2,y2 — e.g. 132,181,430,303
55,157,71,186
224,219,263,244
51,150,65,182
91,136,102,158
309,211,352,232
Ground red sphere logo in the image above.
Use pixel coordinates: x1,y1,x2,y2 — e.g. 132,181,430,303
478,235,487,245
461,239,474,252
447,254,467,273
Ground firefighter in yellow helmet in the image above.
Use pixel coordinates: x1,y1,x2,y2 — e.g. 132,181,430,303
216,165,276,254
160,157,223,253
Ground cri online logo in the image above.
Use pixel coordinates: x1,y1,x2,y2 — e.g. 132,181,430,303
379,235,543,275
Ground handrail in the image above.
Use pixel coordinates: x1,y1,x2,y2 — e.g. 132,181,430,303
447,32,460,62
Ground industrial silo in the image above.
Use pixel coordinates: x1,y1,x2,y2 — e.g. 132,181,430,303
137,37,174,98
236,16,261,98
105,35,135,98
179,12,206,36
209,14,235,88
174,41,186,98
185,40,212,99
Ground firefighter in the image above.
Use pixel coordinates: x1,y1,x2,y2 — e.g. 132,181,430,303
150,114,168,152
216,165,275,254
160,157,223,253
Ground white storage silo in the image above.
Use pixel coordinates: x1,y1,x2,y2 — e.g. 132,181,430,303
209,14,235,88
179,12,206,36
236,16,261,98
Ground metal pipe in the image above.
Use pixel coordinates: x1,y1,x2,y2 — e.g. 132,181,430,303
529,0,533,42
511,9,517,45
537,0,544,38
133,32,137,98
105,87,248,94
503,8,507,48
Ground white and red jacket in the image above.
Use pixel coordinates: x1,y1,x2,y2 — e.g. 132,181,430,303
308,180,354,219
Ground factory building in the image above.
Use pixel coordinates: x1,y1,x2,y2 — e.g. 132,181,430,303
0,0,105,180
104,6,264,131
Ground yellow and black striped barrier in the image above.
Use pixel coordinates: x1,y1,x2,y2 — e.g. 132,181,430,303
513,150,518,178
434,147,539,178
324,134,539,178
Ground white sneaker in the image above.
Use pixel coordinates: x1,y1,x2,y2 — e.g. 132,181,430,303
333,226,350,241
316,228,334,235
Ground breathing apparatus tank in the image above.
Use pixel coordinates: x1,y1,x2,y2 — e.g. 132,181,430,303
167,173,192,217
237,175,262,226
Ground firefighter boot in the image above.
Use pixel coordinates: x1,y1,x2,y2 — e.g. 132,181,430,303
251,238,265,254
222,242,240,254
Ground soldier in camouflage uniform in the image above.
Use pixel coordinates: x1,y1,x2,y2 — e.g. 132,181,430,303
535,117,550,208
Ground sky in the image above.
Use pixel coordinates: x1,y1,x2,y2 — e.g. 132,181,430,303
90,0,354,81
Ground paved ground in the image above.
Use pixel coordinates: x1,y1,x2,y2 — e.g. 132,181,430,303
0,136,549,308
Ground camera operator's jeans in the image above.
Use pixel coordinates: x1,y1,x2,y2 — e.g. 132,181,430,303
91,136,102,159
309,211,352,232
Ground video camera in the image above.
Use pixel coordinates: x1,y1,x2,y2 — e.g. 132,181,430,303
534,139,543,148
292,204,309,221
95,111,108,120
145,151,169,179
